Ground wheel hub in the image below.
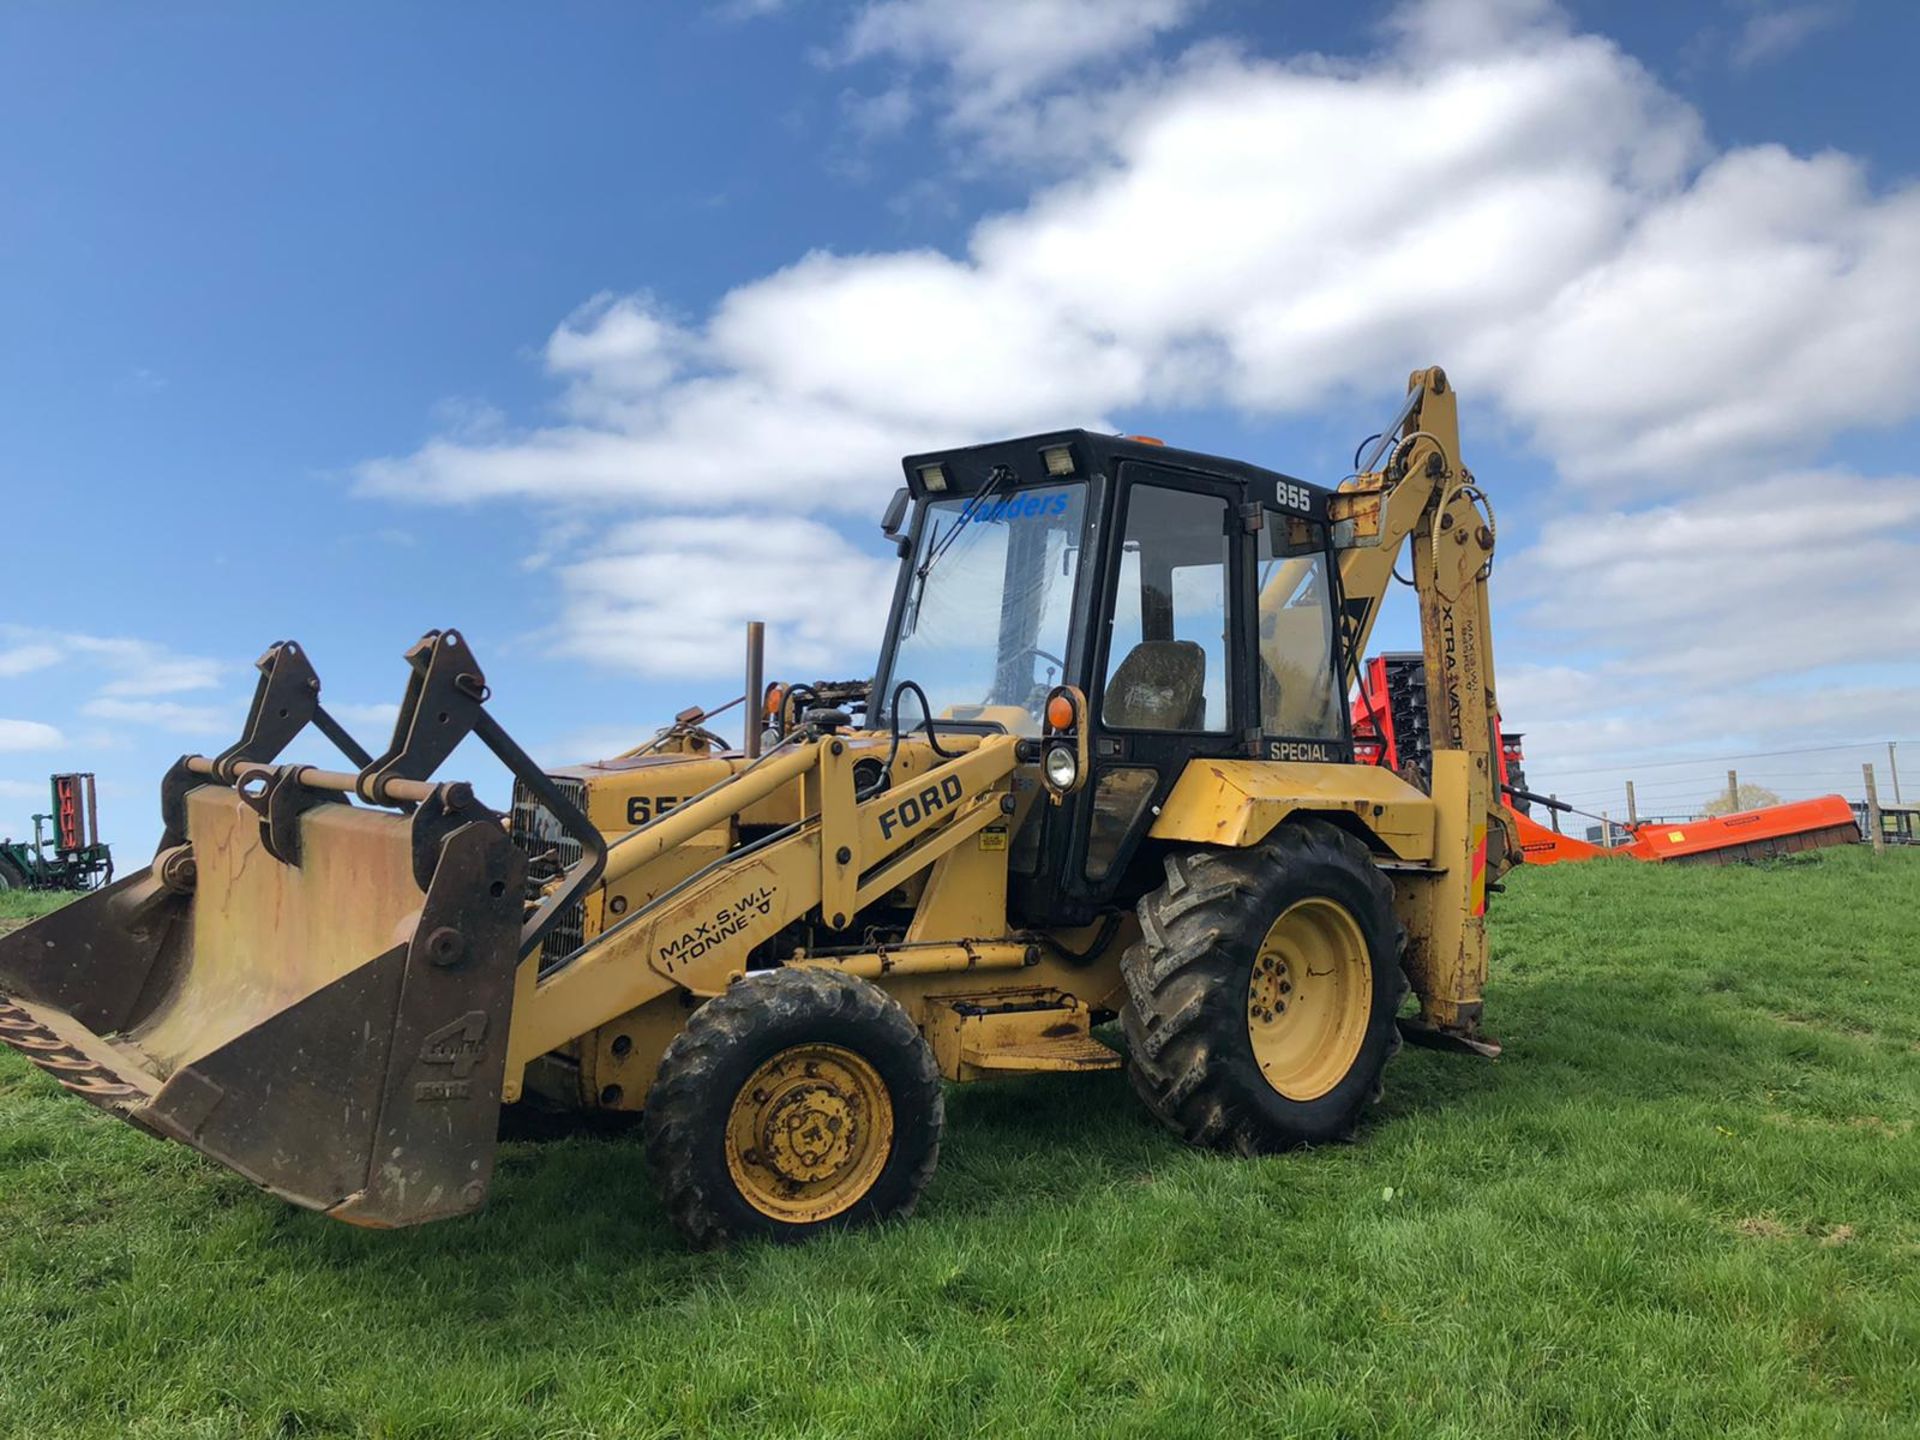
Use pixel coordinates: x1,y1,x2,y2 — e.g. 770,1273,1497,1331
1245,897,1372,1102
725,1044,893,1222
762,1082,857,1181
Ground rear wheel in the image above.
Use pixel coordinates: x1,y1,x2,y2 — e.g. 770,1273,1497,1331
0,852,27,891
1506,758,1532,816
1121,821,1407,1153
643,967,943,1248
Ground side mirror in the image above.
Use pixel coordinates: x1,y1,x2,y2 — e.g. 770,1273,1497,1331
880,487,911,542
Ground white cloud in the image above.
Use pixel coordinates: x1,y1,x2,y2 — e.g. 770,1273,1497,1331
547,292,693,419
80,697,231,735
1499,467,1920,792
0,719,65,752
330,701,401,728
842,0,1202,113
0,629,226,697
1506,469,1920,688
840,84,916,142
1730,2,1841,69
366,0,1911,522
1384,0,1564,55
352,0,1920,766
1487,146,1920,481
93,657,226,698
0,644,62,679
555,515,896,679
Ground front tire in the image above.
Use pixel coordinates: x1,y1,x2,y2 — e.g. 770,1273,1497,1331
643,967,944,1248
1121,821,1407,1154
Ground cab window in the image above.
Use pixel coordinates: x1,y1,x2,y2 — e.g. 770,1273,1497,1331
1256,519,1343,739
1100,484,1232,733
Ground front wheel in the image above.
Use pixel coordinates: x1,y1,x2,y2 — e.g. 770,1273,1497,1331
1121,821,1407,1154
643,967,944,1248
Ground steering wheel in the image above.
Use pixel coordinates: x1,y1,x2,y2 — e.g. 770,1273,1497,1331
1021,646,1067,674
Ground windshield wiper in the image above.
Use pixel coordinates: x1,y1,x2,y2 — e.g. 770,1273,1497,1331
902,464,1014,637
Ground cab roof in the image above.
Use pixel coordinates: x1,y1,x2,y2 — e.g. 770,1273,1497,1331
900,429,1332,520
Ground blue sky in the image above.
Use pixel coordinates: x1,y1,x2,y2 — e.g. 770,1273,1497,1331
4,0,1918,854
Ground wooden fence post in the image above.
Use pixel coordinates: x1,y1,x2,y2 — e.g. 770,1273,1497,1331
1863,763,1885,854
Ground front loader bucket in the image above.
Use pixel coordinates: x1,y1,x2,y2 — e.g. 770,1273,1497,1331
0,631,601,1227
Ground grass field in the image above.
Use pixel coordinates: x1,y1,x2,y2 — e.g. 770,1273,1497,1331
1,848,1916,1438
0,889,74,931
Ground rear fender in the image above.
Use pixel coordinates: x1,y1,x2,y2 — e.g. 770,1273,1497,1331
1148,759,1437,862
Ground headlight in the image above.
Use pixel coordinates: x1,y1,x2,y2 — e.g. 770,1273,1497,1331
1043,745,1079,790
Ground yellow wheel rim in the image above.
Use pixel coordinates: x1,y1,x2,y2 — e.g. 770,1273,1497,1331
1245,897,1373,1102
724,1043,894,1223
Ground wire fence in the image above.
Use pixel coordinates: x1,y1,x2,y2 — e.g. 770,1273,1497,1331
1530,740,1913,818
1520,737,1912,840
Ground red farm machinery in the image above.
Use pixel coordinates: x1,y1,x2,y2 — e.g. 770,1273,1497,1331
1348,654,1860,867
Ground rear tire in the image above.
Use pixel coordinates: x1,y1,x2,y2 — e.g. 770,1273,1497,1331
0,853,26,891
643,967,943,1248
1506,759,1532,816
1121,822,1407,1154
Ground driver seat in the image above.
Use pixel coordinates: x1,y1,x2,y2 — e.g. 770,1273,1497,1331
1103,641,1207,730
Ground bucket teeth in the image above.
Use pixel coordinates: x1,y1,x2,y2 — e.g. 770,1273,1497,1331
0,996,144,1110
59,1075,143,1102
6,1031,77,1054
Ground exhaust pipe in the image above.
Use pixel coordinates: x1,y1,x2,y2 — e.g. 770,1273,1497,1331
744,619,765,759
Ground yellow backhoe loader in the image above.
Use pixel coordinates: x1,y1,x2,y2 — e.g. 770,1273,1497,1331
0,366,1516,1245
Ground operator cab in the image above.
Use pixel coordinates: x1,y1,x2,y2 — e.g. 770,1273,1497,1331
871,430,1354,923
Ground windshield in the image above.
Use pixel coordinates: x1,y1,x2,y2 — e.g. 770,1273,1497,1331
886,482,1087,736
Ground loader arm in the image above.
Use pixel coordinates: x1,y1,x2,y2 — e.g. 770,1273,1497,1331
1327,367,1514,1049
0,629,1027,1226
502,729,1020,1091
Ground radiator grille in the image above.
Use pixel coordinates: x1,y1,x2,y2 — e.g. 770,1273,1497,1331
510,775,589,973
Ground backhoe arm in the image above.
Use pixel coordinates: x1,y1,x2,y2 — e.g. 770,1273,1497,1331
1330,367,1513,1050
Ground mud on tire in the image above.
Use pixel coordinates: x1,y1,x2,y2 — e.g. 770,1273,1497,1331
642,967,943,1248
1120,820,1408,1155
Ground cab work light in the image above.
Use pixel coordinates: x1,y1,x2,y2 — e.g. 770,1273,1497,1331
917,462,949,493
1041,445,1075,477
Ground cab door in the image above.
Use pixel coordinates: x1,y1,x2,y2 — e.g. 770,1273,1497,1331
1024,464,1253,920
